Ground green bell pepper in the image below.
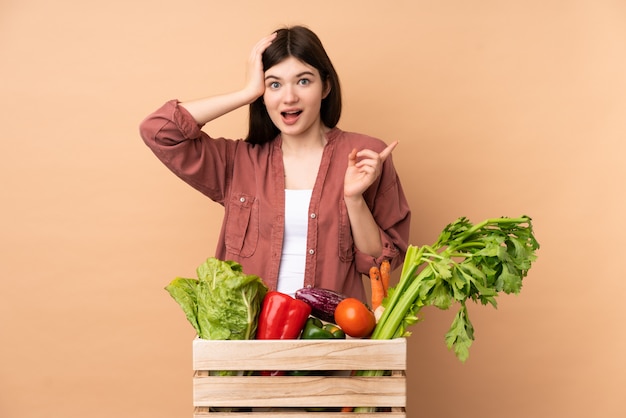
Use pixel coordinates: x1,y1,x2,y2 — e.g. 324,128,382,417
288,318,346,377
322,323,346,339
301,317,346,339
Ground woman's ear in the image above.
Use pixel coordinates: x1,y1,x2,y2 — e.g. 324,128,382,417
322,80,331,99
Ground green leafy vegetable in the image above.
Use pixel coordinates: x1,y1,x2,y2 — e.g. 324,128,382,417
372,215,539,361
354,215,539,412
165,258,268,341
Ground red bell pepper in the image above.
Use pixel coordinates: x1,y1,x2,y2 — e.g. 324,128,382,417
256,291,312,340
255,291,312,376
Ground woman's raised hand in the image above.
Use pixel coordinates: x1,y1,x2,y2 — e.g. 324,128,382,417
179,32,277,125
343,141,398,200
244,32,277,102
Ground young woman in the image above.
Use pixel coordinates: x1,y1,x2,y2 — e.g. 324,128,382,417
140,26,411,302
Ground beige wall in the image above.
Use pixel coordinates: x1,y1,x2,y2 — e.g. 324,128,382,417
2,1,624,417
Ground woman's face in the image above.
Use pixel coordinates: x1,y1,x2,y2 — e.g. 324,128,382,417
263,56,329,139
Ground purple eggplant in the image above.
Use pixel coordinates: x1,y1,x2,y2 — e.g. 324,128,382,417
295,287,347,324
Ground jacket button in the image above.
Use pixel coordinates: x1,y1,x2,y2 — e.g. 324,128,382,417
310,213,316,219
239,197,245,202
309,249,315,255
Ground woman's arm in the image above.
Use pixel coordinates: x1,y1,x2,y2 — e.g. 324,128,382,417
179,32,276,124
343,142,399,258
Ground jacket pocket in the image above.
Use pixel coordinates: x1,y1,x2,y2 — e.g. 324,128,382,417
338,200,355,262
224,193,259,258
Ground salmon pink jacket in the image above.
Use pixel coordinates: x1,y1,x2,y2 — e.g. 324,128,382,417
140,100,411,301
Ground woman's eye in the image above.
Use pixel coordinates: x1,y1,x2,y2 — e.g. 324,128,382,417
298,78,310,86
269,81,280,89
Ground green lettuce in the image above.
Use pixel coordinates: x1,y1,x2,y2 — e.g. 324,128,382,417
165,258,268,341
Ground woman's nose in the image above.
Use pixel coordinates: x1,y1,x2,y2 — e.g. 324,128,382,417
283,85,298,103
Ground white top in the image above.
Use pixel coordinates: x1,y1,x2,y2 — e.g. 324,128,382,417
276,189,312,297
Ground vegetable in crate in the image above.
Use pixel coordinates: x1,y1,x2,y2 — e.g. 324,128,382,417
256,291,312,339
256,291,312,376
372,215,539,361
164,258,268,341
353,215,540,413
370,260,391,321
295,287,346,323
334,298,376,338
301,317,346,339
290,318,345,378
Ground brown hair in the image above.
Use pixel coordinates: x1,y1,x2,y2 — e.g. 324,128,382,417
245,26,342,145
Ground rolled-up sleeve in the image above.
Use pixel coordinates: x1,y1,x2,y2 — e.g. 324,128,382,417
140,100,203,148
353,160,411,274
139,100,236,203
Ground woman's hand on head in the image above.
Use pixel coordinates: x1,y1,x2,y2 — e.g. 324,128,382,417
343,141,398,201
244,32,277,103
178,32,277,124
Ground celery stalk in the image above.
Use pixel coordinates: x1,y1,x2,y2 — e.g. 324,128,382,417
372,215,539,356
354,216,539,412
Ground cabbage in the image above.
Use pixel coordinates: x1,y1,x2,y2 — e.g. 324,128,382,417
165,258,268,340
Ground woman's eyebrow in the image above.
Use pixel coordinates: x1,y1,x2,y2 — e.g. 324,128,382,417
265,71,316,80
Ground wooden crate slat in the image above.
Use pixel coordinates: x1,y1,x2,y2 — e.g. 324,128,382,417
192,338,406,371
193,375,406,408
191,338,408,416
193,407,406,417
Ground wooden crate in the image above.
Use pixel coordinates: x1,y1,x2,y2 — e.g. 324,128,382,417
192,338,407,417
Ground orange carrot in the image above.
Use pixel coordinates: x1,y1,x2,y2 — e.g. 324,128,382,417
380,259,391,297
369,265,384,311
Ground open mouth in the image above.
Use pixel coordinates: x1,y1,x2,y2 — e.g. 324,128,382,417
281,110,302,117
281,110,303,124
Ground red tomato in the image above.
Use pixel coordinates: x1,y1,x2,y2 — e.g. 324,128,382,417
334,298,376,338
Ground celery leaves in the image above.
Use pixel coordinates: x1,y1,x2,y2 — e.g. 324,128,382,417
371,215,540,362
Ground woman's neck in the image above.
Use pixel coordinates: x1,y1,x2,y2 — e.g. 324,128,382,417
281,125,330,190
281,124,331,154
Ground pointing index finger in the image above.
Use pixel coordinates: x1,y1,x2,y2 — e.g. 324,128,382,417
380,140,399,161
